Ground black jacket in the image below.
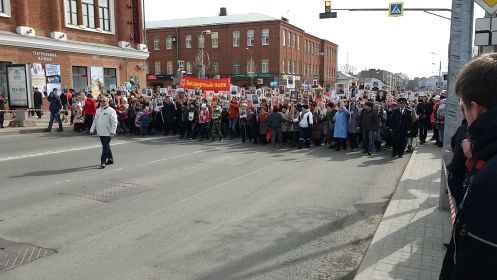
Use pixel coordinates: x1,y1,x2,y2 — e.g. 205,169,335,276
161,101,176,123
416,102,433,123
358,108,378,131
33,90,43,106
446,120,468,205
390,108,412,135
440,108,497,280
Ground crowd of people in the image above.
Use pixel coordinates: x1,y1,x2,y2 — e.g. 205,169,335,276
43,85,449,159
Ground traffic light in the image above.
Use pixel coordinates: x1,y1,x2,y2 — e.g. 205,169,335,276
325,1,331,13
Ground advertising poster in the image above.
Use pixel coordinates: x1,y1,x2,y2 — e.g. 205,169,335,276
7,64,31,108
45,64,61,95
90,66,104,98
31,63,46,92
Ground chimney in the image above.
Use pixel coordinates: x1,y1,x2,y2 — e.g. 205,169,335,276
219,7,227,16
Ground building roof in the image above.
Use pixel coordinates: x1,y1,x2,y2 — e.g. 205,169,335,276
146,13,279,29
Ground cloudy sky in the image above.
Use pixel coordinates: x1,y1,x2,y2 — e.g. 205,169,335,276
144,0,484,79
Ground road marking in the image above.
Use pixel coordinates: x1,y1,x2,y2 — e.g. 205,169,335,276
0,136,166,162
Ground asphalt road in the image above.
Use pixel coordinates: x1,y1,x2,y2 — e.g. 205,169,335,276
0,132,409,280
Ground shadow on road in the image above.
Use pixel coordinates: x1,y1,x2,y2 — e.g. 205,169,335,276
9,165,100,178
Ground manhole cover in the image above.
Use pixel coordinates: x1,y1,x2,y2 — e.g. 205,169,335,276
60,182,153,203
0,238,56,272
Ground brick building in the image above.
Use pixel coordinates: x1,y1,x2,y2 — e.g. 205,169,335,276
146,10,338,91
0,0,149,96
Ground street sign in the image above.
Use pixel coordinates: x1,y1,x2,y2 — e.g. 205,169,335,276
319,12,337,19
389,2,404,17
475,17,497,45
475,0,497,15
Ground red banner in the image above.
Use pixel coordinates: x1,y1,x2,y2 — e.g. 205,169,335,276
179,77,231,91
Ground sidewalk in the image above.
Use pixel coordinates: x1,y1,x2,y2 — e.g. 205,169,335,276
0,113,72,136
354,142,452,280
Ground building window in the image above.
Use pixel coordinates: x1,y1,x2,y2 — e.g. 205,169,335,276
297,36,300,50
154,62,161,74
282,30,285,46
233,60,240,73
153,36,160,50
247,30,254,46
211,32,218,48
292,34,296,49
261,59,269,73
72,66,88,93
296,62,300,74
166,61,173,75
99,0,110,31
261,29,269,46
304,41,307,53
186,62,192,74
212,61,219,74
292,60,295,74
287,59,291,74
185,35,192,48
198,34,205,48
166,35,173,49
104,68,117,90
247,59,254,74
82,0,95,28
281,60,285,73
65,0,78,25
233,31,240,47
287,32,291,48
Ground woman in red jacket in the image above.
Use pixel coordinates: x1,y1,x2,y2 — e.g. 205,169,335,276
228,97,239,139
83,94,97,132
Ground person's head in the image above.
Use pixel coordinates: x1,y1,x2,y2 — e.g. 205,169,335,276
100,96,109,106
231,97,237,102
281,105,287,113
456,53,497,125
398,98,407,108
273,105,278,112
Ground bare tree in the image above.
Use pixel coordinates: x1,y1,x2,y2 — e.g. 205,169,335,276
341,64,357,75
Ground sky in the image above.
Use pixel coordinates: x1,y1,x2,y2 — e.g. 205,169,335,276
144,0,484,79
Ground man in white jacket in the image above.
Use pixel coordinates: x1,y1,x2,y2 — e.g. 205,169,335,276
90,97,118,168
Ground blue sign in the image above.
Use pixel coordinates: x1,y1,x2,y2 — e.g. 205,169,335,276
389,2,404,17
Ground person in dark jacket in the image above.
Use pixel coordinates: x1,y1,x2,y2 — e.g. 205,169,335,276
0,92,5,128
416,94,433,144
446,118,468,207
45,88,63,132
161,96,176,135
268,105,283,147
440,53,497,280
33,87,43,119
389,98,412,158
358,101,378,155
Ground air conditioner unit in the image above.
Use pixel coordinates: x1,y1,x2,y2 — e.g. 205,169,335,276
118,41,131,48
16,26,36,37
137,44,148,51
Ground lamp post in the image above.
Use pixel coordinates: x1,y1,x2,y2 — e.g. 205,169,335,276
430,52,442,89
246,47,254,88
198,30,211,79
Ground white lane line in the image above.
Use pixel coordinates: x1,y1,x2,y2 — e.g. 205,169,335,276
0,136,168,162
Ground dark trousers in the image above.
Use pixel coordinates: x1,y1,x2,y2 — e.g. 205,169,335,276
419,120,430,142
0,112,4,127
240,123,250,142
99,136,113,165
271,127,283,146
335,138,347,151
84,115,94,132
298,127,311,148
34,105,42,118
348,133,358,149
48,112,63,130
392,134,407,157
163,121,174,135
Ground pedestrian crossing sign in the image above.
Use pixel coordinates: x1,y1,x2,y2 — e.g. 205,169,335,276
389,2,404,17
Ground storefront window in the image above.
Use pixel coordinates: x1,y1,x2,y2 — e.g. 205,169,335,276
72,66,88,93
104,68,117,90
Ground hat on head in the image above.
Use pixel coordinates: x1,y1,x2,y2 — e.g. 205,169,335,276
434,95,440,100
397,97,407,103
201,104,207,109
365,101,374,107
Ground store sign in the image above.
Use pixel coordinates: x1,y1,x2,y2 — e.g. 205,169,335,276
32,51,57,62
31,63,47,91
7,64,31,108
179,77,231,91
231,73,273,79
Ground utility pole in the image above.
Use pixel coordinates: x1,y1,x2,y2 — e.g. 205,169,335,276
439,0,474,210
